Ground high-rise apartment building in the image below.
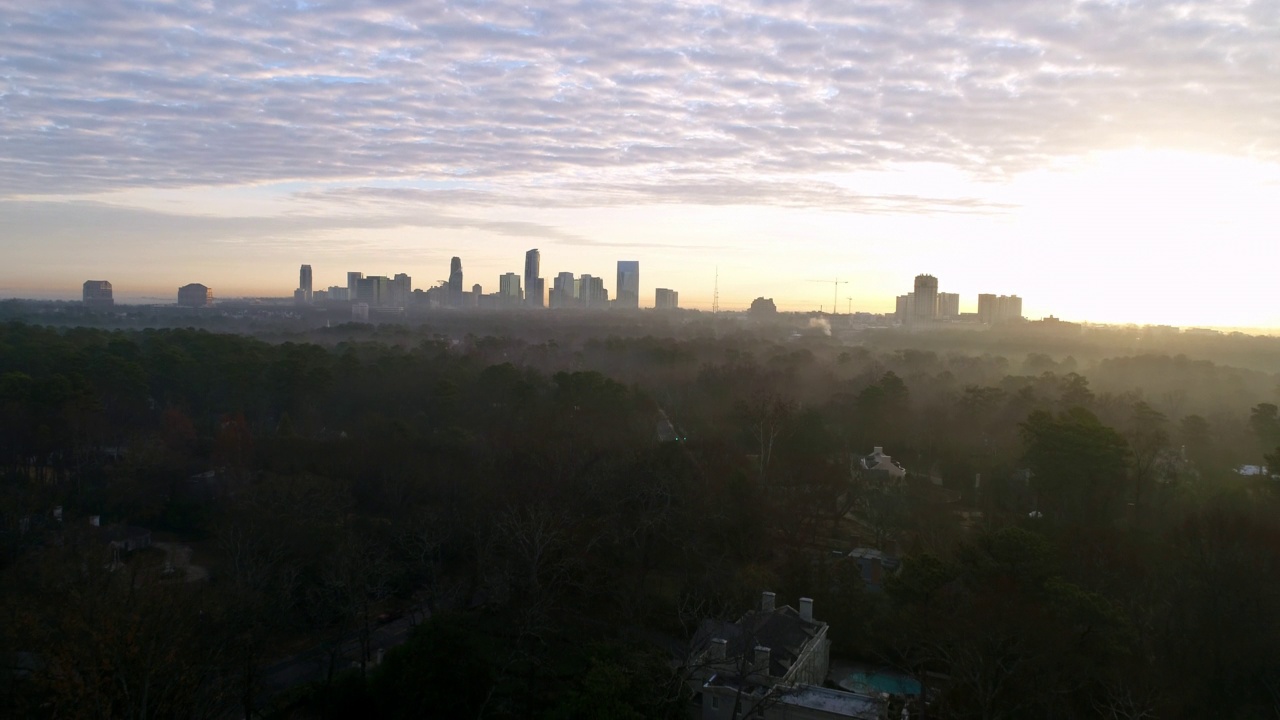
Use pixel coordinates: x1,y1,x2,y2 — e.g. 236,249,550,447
616,260,640,309
977,294,996,324
448,257,464,307
82,280,114,310
524,249,544,308
913,275,938,322
177,283,213,307
299,264,313,303
655,288,679,310
938,292,959,318
978,293,1023,324
895,293,914,324
997,295,1023,322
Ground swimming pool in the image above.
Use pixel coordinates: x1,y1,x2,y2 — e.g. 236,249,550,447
839,671,923,697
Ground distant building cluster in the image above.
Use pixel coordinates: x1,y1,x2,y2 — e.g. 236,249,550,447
290,250,677,314
895,274,1022,326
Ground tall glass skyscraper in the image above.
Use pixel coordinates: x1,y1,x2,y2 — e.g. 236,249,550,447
616,260,639,309
524,249,543,307
448,257,463,307
299,264,312,303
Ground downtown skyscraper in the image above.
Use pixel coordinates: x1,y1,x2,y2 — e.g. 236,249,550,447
524,249,544,308
448,257,464,307
616,260,639,309
299,264,313,303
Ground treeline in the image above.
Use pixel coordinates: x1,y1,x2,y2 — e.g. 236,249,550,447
0,320,1278,719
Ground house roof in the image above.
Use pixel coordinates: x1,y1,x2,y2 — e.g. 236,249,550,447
775,684,886,719
693,604,826,679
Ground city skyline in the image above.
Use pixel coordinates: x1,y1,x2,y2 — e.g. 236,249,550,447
1,2,1277,328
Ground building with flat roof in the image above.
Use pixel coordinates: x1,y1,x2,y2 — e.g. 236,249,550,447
938,292,959,318
655,288,679,310
616,260,639,309
177,283,213,307
979,293,1023,324
913,275,938,323
580,274,608,309
299,264,312,303
82,280,114,310
499,272,523,307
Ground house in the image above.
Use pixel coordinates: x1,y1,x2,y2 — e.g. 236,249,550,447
688,592,885,720
857,447,906,481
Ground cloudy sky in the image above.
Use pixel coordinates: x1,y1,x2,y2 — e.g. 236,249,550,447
1,0,1278,326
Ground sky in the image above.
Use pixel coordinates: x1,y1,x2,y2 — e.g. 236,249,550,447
1,0,1278,327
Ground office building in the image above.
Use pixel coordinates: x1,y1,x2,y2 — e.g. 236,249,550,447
352,303,369,322
448,257,464,307
354,275,392,305
913,274,938,322
177,283,213,307
499,272,523,307
938,292,959,318
389,273,412,307
616,260,640,309
347,272,363,300
82,280,114,310
549,272,577,309
524,249,544,308
580,274,608,309
655,288,679,310
299,264,313,303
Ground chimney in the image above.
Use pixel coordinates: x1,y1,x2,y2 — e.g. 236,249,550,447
761,591,776,612
89,515,100,527
799,597,814,622
53,506,63,522
874,446,883,455
754,646,771,676
709,637,727,661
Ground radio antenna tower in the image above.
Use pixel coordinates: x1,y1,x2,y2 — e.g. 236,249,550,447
712,267,720,314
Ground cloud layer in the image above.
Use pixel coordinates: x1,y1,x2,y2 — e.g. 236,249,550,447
2,0,1277,203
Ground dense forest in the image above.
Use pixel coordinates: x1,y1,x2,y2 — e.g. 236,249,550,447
1,318,1279,719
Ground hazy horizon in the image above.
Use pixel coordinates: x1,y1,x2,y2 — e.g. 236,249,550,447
2,1,1277,328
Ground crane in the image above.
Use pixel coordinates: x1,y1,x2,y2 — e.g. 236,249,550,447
807,278,848,315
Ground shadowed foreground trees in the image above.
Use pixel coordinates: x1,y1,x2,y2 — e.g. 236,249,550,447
2,321,1279,719
1020,407,1130,525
